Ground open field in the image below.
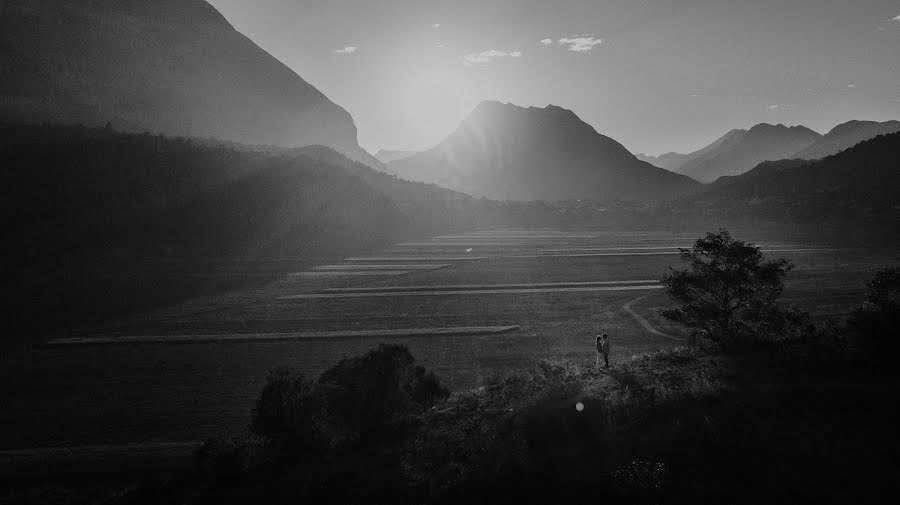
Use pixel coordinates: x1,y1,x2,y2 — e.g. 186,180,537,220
0,229,894,457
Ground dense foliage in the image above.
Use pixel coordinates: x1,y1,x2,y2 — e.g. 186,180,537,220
660,229,802,346
251,345,449,453
849,266,900,358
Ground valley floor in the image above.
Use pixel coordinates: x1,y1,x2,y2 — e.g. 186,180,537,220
0,229,892,477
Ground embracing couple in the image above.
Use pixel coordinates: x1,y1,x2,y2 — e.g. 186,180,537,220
595,333,611,369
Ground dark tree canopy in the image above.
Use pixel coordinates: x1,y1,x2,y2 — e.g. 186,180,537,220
252,344,449,452
661,229,797,345
849,266,900,355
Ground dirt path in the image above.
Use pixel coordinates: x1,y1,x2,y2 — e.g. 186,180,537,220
622,292,685,342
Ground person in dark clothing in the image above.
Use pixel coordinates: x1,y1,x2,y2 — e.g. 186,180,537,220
596,333,610,369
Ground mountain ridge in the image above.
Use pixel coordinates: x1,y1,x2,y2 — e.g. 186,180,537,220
684,132,900,224
665,123,821,182
388,101,699,202
794,120,900,160
0,0,381,167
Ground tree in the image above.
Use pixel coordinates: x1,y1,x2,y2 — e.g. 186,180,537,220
848,266,900,356
251,345,450,452
661,229,797,346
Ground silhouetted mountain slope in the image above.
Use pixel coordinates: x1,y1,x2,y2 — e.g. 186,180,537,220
0,124,419,335
375,150,417,164
688,133,900,221
674,123,821,183
794,120,900,160
388,101,699,202
0,0,379,167
0,125,408,263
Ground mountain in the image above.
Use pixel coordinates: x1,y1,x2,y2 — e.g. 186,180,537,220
687,132,900,224
0,0,379,167
638,129,748,175
0,125,407,264
375,149,418,164
794,120,900,160
635,152,690,171
674,124,822,183
388,101,699,202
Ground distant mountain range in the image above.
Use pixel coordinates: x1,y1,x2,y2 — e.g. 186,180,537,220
634,152,691,172
639,120,900,183
682,132,900,224
795,120,900,160
0,0,380,167
389,101,699,202
664,124,822,183
375,149,418,164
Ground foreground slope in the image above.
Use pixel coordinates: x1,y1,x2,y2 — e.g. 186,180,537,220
389,101,699,202
675,123,822,182
0,0,379,166
794,120,900,160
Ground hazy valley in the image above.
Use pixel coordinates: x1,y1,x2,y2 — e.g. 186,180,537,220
1,1,898,504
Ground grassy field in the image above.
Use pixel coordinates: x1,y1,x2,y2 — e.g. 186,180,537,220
0,229,893,452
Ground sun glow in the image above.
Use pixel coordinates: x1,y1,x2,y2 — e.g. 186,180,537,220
400,67,478,147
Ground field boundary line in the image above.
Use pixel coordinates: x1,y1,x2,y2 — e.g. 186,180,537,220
279,284,663,299
42,326,521,347
623,293,685,342
323,279,659,293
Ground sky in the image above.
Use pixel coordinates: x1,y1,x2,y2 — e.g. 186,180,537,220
206,0,900,155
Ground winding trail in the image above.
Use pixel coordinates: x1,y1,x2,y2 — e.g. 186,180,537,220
623,292,685,342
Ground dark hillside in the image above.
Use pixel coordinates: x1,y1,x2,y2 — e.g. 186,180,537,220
0,125,423,339
0,0,378,166
658,133,900,246
694,133,900,220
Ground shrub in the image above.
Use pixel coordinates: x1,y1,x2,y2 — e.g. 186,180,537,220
251,344,450,453
194,436,264,482
251,369,329,452
319,344,449,439
848,266,900,358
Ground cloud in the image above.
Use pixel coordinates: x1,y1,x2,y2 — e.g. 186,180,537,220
540,38,553,45
848,83,856,88
433,23,441,28
558,35,603,52
463,49,523,65
893,14,900,22
768,104,780,110
332,46,358,55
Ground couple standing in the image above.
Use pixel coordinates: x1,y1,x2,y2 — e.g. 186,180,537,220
595,333,611,369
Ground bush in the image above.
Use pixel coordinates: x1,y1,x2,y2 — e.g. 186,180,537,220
251,369,328,452
848,266,900,358
194,436,264,483
319,344,449,439
251,344,450,454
